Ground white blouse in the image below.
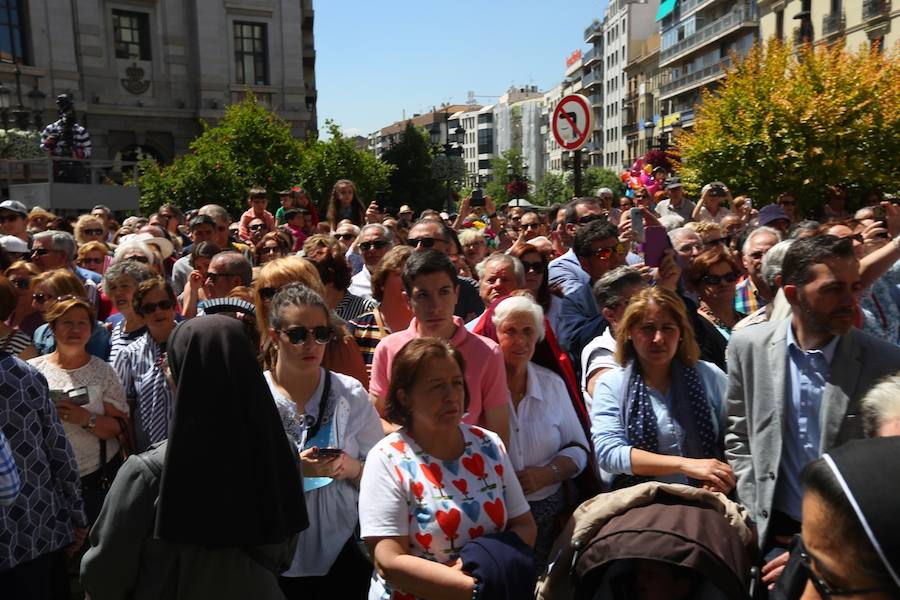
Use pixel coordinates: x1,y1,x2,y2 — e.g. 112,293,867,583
507,362,590,502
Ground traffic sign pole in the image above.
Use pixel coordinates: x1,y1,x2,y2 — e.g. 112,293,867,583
573,150,582,197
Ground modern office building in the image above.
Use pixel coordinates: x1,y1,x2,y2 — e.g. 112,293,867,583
494,86,544,185
369,104,471,158
758,0,898,50
0,0,318,162
657,0,758,134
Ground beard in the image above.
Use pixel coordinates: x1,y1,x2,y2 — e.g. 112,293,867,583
796,289,855,337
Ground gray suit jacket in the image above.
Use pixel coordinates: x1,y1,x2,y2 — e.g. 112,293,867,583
725,318,900,548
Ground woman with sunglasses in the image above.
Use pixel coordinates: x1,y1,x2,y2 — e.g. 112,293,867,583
31,269,111,360
77,241,111,276
508,242,560,331
686,249,745,342
113,278,178,453
254,231,291,266
0,276,37,358
74,215,110,248
265,283,382,598
28,296,129,527
591,286,732,493
3,260,41,336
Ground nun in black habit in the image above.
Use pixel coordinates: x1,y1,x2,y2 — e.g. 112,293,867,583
81,315,308,599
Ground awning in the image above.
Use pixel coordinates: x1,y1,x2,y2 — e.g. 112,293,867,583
656,0,677,21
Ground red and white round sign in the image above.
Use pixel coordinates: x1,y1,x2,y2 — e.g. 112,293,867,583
552,94,592,151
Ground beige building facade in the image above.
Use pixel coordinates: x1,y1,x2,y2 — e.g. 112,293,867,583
758,0,898,50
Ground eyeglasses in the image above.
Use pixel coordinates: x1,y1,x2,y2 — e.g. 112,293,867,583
359,240,389,252
249,224,268,231
31,248,54,256
140,299,175,314
576,213,606,225
677,242,703,254
80,257,104,265
82,228,104,236
124,255,150,263
260,246,283,255
522,260,545,274
0,214,21,222
700,272,740,286
522,222,542,231
335,233,356,241
10,278,30,289
704,237,726,248
206,272,238,282
32,292,55,304
279,325,334,345
797,538,889,599
407,237,444,249
590,242,627,260
258,286,279,300
634,194,649,199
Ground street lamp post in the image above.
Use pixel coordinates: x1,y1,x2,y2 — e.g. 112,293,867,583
0,61,46,131
431,119,465,213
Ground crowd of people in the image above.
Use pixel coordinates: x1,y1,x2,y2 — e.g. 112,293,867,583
1,174,899,600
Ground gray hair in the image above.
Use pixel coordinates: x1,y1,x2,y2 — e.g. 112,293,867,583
595,187,613,199
211,251,252,287
269,282,331,332
457,228,484,246
592,266,645,309
491,294,546,342
760,239,794,290
114,239,156,264
668,226,700,246
658,214,685,231
199,204,231,226
33,230,77,261
861,373,900,437
102,260,155,294
475,254,525,288
335,222,361,236
742,226,782,255
360,223,393,244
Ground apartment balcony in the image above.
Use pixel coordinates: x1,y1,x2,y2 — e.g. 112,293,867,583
678,0,717,20
822,12,845,37
623,122,640,137
863,0,891,21
589,93,603,107
582,70,602,89
583,47,602,67
623,90,638,106
659,58,730,100
584,20,603,43
659,6,758,68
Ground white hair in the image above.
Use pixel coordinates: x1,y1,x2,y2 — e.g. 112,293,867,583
760,239,793,290
658,214,685,231
475,254,525,288
458,228,484,246
491,294,545,342
742,226,782,255
114,239,157,265
861,373,900,437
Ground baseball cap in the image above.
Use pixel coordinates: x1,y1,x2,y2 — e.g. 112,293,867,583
507,198,534,208
0,234,28,254
399,205,413,215
0,200,28,216
757,204,790,227
664,178,683,191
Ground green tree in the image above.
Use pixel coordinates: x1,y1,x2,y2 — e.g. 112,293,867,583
485,149,528,205
138,94,304,216
532,167,625,206
380,122,444,213
581,167,626,198
296,120,392,212
533,172,568,206
677,41,900,214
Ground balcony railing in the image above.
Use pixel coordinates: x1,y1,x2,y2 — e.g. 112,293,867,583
660,58,730,99
584,21,603,42
623,122,640,136
583,47,601,66
677,0,717,19
582,70,602,89
822,12,845,36
589,93,603,107
660,6,758,66
623,90,638,105
863,0,891,20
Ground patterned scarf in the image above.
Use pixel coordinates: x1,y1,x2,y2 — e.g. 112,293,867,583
621,359,719,461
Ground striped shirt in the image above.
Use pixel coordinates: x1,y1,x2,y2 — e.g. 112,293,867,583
113,332,173,453
105,315,147,366
0,329,32,357
336,291,377,324
39,118,92,158
0,429,20,506
347,310,392,378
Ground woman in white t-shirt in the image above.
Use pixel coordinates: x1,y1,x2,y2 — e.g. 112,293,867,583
27,296,129,526
360,337,536,600
264,282,383,599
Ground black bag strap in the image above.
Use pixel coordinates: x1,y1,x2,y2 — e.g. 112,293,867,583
306,370,333,440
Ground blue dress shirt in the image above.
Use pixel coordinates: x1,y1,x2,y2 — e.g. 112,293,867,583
774,320,840,522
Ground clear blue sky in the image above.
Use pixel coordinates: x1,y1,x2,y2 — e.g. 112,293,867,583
314,0,608,138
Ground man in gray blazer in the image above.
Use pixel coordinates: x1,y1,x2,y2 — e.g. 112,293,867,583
725,236,900,566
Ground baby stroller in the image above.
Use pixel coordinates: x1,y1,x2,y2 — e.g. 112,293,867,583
536,482,760,600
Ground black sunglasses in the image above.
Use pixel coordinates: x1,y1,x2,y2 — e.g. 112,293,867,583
704,238,726,248
31,248,53,256
206,272,237,282
279,325,334,345
797,537,890,599
80,257,104,265
701,272,739,285
258,286,279,300
575,213,606,225
249,224,268,231
32,292,54,303
260,246,284,255
10,278,30,289
141,299,175,314
359,240,389,252
407,237,444,249
335,233,356,241
522,260,545,274
522,222,542,231
82,228,104,236
124,255,150,263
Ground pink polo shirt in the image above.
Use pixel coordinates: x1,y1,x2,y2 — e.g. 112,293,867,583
369,316,509,427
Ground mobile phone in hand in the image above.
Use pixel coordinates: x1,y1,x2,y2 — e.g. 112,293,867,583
471,189,485,207
630,207,644,243
643,226,669,267
313,447,343,458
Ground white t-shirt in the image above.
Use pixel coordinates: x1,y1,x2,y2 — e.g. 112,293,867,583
696,205,733,224
580,328,618,411
28,355,128,477
360,425,530,600
348,267,373,300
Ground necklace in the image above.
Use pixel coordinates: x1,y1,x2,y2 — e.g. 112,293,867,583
699,302,735,333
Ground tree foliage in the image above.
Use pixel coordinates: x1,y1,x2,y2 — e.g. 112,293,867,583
677,40,900,214
380,122,444,213
139,96,390,217
532,167,626,206
485,149,528,205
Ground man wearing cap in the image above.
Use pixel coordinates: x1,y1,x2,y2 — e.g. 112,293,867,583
0,234,29,260
348,224,393,299
725,235,900,566
654,178,696,222
397,205,414,226
757,203,791,235
0,200,30,244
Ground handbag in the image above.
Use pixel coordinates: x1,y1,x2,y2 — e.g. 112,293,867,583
96,416,132,492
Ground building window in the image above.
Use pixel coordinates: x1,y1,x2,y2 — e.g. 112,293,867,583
775,10,784,41
234,21,268,86
477,128,493,154
113,10,151,61
0,0,27,62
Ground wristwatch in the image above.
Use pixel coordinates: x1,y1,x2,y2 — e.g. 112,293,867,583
84,414,97,430
548,461,562,482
